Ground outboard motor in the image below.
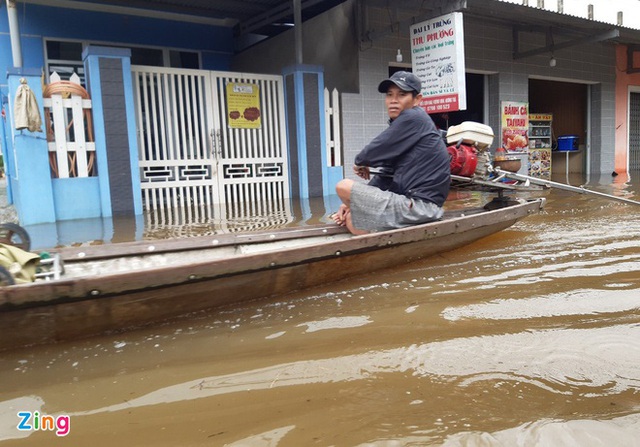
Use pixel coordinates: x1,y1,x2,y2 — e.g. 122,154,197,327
447,143,478,176
444,122,494,178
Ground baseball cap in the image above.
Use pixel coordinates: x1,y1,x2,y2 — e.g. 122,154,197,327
377,71,422,94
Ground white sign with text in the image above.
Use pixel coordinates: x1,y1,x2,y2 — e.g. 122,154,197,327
411,12,467,114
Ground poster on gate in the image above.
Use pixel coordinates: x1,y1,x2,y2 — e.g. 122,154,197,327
501,101,529,152
226,83,262,129
410,12,466,114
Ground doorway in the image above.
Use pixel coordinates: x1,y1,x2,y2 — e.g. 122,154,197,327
431,73,485,129
529,79,588,174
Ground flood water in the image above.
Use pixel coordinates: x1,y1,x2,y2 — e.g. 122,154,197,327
1,172,640,446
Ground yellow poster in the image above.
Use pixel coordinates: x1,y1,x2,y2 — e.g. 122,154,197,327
226,83,261,129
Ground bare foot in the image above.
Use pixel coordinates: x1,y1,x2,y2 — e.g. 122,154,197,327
332,204,349,226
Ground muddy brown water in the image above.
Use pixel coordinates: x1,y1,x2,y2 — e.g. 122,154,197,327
1,173,640,446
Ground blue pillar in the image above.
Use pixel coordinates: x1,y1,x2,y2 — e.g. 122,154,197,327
83,45,142,217
283,65,339,198
5,68,56,225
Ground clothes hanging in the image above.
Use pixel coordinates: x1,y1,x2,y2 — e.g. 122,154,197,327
13,78,42,132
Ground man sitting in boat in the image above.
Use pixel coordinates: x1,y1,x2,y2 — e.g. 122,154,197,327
332,71,451,234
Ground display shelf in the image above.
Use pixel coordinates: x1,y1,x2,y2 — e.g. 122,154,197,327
528,113,553,149
528,113,552,179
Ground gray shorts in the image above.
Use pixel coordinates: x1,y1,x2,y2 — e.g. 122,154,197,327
350,181,443,232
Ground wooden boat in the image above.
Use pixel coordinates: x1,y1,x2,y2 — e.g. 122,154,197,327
0,197,545,351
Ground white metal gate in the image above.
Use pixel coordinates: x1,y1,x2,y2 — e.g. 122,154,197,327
131,66,290,224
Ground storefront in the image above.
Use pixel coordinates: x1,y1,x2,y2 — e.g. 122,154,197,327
336,0,640,180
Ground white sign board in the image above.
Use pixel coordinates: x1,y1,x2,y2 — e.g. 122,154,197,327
410,12,467,114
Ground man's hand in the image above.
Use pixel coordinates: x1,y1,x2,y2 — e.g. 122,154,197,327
353,165,370,180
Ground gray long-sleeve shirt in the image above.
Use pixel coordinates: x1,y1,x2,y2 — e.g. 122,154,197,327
354,106,450,207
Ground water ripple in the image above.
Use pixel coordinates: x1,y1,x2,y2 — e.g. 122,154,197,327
442,288,640,321
439,414,640,447
58,324,640,420
456,256,640,287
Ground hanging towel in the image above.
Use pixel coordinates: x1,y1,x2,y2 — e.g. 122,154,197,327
13,78,43,132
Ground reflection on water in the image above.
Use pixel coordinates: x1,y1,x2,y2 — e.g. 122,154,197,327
23,170,638,250
2,171,640,446
24,193,343,250
16,170,640,251
143,195,296,239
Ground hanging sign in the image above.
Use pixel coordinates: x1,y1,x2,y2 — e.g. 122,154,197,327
226,83,261,129
501,101,529,152
411,12,466,114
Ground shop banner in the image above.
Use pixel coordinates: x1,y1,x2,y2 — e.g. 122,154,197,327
226,83,261,129
410,12,466,114
501,101,529,151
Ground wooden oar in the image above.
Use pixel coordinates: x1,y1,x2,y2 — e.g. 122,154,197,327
494,168,640,207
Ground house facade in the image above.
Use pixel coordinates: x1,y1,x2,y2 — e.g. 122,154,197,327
234,0,640,179
2,0,640,235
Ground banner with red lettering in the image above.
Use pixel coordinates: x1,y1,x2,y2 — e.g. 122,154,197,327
501,101,529,152
410,12,466,114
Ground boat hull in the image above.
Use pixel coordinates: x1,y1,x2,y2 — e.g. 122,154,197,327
0,199,544,350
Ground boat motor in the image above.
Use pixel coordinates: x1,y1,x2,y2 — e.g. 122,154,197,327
444,122,494,178
447,143,478,177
